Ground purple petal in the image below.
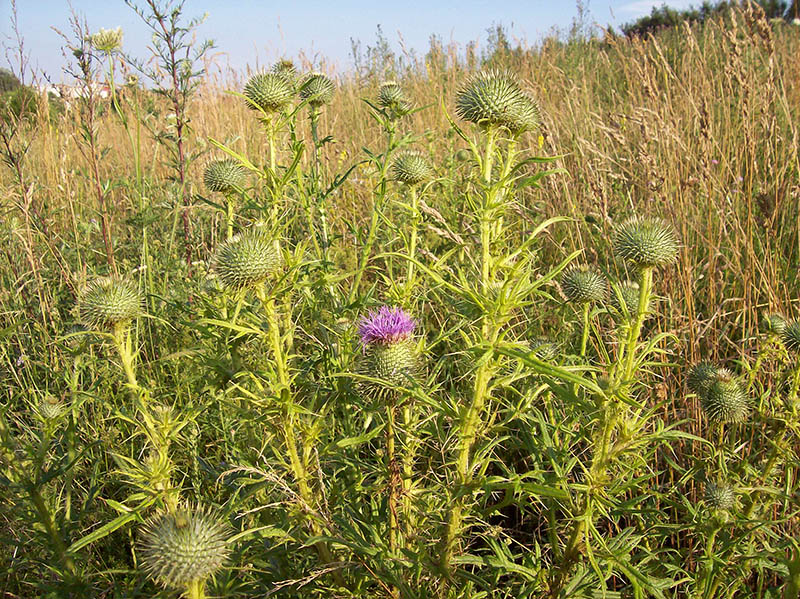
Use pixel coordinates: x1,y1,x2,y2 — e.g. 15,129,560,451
358,306,416,345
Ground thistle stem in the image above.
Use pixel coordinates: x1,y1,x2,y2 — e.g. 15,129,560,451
112,321,138,391
184,579,206,599
386,402,400,554
621,266,653,384
580,302,591,358
404,185,420,299
225,196,235,240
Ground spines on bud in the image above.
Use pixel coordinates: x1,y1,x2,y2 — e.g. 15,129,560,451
270,59,298,91
760,313,787,336
137,506,231,590
390,151,434,186
687,362,719,395
560,265,607,304
700,369,750,424
378,81,411,119
300,72,335,108
781,320,800,352
203,159,247,196
455,69,540,134
78,277,142,330
613,217,679,268
608,280,643,319
705,482,736,511
357,306,421,398
213,226,282,291
243,73,294,113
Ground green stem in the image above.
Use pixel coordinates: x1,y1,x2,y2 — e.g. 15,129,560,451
621,267,653,384
112,321,138,391
404,185,420,300
184,579,206,599
29,484,77,578
386,403,399,553
225,196,235,240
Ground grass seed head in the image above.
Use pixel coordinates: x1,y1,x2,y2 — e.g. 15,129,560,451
390,151,434,186
78,277,142,330
560,265,607,304
781,320,800,352
213,227,282,291
455,69,540,134
203,159,247,195
243,73,294,113
613,217,679,268
300,72,335,108
137,506,231,590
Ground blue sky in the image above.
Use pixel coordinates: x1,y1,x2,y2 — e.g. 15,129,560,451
0,0,693,81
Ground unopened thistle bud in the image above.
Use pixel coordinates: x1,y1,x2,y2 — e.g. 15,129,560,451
390,151,434,186
137,507,231,591
687,362,719,395
613,217,679,268
38,395,66,420
213,226,282,291
455,69,541,135
270,59,298,90
90,27,123,53
300,72,335,108
760,312,787,336
243,73,294,113
560,265,607,304
705,482,736,511
378,81,411,119
700,369,750,424
78,277,142,330
781,321,800,352
203,159,247,196
609,280,644,319
357,306,420,398
529,337,559,361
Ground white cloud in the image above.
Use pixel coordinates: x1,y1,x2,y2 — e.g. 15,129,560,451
618,0,695,16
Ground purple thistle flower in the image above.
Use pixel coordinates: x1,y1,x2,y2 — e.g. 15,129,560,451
358,306,416,346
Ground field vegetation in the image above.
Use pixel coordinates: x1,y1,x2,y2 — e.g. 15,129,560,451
1,1,799,597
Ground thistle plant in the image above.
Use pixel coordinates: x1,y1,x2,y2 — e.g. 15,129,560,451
203,158,248,239
560,264,606,357
138,506,231,599
357,306,421,555
299,72,335,108
378,80,412,120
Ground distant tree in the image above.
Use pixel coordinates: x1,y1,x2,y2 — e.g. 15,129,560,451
0,68,21,93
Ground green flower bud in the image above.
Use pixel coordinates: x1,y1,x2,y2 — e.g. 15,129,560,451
560,265,607,304
700,369,750,424
781,321,800,352
455,69,540,134
705,482,736,511
687,362,719,395
300,72,335,108
608,280,644,319
270,59,298,90
137,507,231,591
213,227,282,291
38,395,66,420
529,337,559,361
390,151,434,186
203,159,247,196
613,217,679,268
360,338,421,399
378,81,411,118
78,277,142,330
243,73,294,113
90,27,123,53
760,313,787,336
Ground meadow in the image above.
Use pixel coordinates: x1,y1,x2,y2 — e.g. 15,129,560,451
1,2,799,597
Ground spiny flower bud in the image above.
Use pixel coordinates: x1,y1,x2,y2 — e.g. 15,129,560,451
243,73,294,113
760,313,787,336
270,59,298,90
357,306,420,398
378,81,411,119
687,362,719,395
390,151,434,186
608,280,643,319
78,277,142,330
455,69,541,135
528,337,559,361
781,321,800,352
38,395,66,420
299,72,335,108
137,507,231,590
700,369,750,424
613,217,679,268
203,159,247,196
213,226,282,291
560,265,607,304
705,482,736,511
90,27,123,53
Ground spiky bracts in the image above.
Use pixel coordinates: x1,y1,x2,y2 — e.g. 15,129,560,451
609,280,643,319
613,217,679,268
455,69,540,134
243,73,294,113
78,277,142,329
390,151,434,186
90,27,123,53
689,365,750,424
560,265,607,304
781,320,800,352
270,59,298,90
705,482,736,511
203,159,247,195
137,507,231,590
760,313,787,336
357,307,420,397
378,81,411,119
213,227,282,291
38,396,66,420
300,72,335,108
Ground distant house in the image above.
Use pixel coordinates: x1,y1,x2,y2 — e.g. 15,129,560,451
35,81,111,107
